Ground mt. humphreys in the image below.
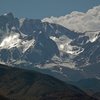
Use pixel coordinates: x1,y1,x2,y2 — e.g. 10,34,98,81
0,6,100,82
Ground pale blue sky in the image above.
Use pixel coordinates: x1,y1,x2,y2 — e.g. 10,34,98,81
0,0,100,19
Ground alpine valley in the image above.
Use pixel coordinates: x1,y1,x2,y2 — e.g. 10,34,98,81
0,5,100,99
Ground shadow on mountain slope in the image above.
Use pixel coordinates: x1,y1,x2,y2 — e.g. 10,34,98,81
0,64,97,100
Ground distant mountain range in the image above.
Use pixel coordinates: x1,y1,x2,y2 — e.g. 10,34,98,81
0,6,100,99
0,10,100,81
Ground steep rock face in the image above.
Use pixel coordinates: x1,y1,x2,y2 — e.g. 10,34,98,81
0,13,78,66
74,37,100,67
24,33,60,64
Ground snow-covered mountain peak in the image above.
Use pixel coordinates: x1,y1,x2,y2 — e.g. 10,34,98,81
0,9,100,81
2,12,14,21
0,8,100,72
3,12,14,17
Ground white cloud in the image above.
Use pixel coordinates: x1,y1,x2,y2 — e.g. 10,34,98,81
42,5,100,33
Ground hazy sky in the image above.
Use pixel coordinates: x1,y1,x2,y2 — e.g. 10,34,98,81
0,0,100,19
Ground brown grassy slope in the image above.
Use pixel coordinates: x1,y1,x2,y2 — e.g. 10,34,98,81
0,64,97,100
